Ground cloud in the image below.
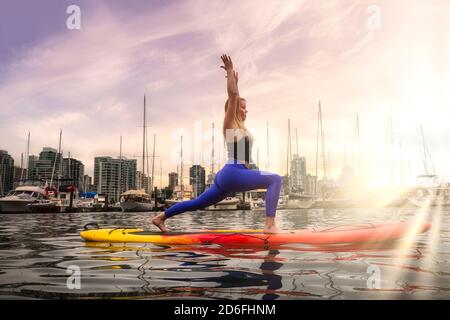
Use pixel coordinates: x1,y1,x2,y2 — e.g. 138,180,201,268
0,0,449,185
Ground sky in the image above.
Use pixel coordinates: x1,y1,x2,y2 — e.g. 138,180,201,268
0,0,449,187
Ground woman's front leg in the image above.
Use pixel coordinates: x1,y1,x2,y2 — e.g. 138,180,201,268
152,184,229,232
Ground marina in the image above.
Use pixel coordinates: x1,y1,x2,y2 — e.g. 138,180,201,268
0,0,448,306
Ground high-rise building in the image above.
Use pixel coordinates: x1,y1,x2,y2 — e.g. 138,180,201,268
290,154,306,193
27,155,38,179
63,157,85,189
206,172,215,186
94,156,137,202
0,150,14,196
281,175,289,194
136,171,152,194
27,147,62,182
12,166,27,189
168,172,178,190
83,174,93,192
93,156,109,190
13,166,27,182
305,174,317,195
189,165,205,197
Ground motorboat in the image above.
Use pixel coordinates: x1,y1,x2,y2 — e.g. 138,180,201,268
0,185,47,213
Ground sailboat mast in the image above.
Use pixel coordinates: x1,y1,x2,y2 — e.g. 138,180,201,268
21,131,30,181
119,135,122,200
314,102,320,195
389,112,394,185
266,121,269,170
50,129,62,187
211,123,215,175
421,126,428,175
286,119,292,194
57,130,63,192
286,119,290,176
420,126,436,176
68,151,71,179
26,131,30,179
19,153,23,181
356,113,360,175
257,148,259,168
399,141,404,186
160,159,162,190
328,148,331,180
320,103,326,180
180,136,184,195
151,133,156,195
142,95,146,187
146,118,150,192
352,113,361,174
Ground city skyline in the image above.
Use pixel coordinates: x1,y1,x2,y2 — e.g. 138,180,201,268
1,0,449,187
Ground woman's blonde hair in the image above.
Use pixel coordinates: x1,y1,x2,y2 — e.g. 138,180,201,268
223,96,248,140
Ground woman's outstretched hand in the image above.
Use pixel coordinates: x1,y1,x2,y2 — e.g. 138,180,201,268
220,54,234,72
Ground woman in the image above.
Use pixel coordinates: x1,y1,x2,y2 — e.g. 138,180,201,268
152,54,282,233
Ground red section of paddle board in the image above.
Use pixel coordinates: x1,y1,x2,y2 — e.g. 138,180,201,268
178,222,431,246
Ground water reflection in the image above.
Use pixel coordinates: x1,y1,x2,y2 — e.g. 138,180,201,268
0,208,449,299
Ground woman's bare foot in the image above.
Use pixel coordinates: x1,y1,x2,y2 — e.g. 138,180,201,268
152,213,170,232
263,217,280,234
263,225,280,234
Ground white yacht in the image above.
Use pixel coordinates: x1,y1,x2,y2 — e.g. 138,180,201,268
403,175,450,207
0,185,47,213
120,189,154,212
405,185,450,207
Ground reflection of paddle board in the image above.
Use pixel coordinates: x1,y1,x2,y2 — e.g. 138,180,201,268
80,221,431,248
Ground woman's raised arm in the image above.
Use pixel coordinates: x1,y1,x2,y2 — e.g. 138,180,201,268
220,54,240,120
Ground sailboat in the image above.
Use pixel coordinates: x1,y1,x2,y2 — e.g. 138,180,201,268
282,118,315,209
120,95,154,212
165,136,193,207
26,129,72,213
403,126,450,207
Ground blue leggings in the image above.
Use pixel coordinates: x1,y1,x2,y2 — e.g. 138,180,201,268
165,162,282,218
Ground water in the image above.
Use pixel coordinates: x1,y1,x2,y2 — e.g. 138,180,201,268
0,207,449,300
